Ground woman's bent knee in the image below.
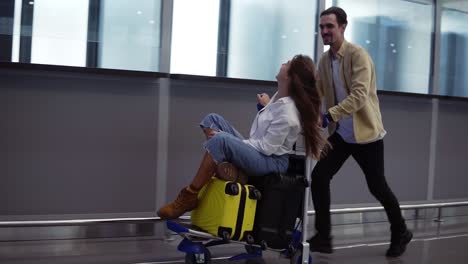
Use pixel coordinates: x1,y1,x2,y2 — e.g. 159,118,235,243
211,132,236,145
202,113,221,123
200,113,223,129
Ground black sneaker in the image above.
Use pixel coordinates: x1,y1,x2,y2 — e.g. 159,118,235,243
386,229,413,258
307,234,333,254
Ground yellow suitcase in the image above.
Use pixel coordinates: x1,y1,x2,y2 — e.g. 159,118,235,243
191,177,260,241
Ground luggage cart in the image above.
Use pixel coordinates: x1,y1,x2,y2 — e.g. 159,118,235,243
166,155,315,264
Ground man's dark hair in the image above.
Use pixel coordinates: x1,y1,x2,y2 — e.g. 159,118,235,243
320,7,348,26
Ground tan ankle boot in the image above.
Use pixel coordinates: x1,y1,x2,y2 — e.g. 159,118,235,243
157,188,198,220
216,162,248,184
216,162,238,181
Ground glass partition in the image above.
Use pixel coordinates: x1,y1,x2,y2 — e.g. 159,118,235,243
0,0,15,62
439,0,468,97
170,0,219,76
30,0,90,67
226,0,318,80
170,0,318,81
1,0,162,71
329,0,434,94
97,0,162,71
3,0,468,99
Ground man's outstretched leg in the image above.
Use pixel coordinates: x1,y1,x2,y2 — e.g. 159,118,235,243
353,140,413,258
309,133,350,253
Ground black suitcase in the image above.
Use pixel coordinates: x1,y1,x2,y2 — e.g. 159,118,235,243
248,154,307,249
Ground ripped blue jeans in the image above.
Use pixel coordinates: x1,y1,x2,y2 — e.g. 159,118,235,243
200,113,288,177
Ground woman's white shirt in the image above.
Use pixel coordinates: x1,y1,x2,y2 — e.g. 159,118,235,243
243,92,301,156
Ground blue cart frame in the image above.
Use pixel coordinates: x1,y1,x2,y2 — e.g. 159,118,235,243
166,155,315,264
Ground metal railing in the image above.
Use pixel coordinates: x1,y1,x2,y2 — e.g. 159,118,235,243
1,201,467,227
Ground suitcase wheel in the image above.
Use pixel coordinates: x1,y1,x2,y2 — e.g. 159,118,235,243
248,188,262,200
220,230,231,241
225,182,239,195
185,248,211,264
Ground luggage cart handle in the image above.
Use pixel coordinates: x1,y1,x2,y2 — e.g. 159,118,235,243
301,155,316,263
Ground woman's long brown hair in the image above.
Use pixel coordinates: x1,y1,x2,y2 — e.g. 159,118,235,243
287,55,325,159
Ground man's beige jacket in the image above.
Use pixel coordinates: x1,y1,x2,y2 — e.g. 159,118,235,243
317,40,385,143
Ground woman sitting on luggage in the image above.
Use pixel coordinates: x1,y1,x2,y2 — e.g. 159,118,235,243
158,54,325,220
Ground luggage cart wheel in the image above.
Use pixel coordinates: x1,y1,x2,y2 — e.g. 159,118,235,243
251,189,262,200
185,248,211,264
260,240,268,250
286,245,295,257
225,182,239,195
290,249,312,264
244,244,261,254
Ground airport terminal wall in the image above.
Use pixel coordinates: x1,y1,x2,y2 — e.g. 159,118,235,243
1,63,468,225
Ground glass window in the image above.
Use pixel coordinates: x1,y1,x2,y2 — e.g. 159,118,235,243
170,0,219,76
170,0,318,80
0,0,15,62
227,0,318,80
439,0,468,98
2,0,162,71
30,0,89,67
97,0,162,72
329,0,433,94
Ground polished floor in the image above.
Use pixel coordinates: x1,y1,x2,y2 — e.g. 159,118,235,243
1,216,468,264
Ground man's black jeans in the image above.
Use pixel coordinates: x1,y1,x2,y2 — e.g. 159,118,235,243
311,133,406,237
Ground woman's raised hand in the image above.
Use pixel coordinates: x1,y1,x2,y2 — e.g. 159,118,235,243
257,93,270,107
